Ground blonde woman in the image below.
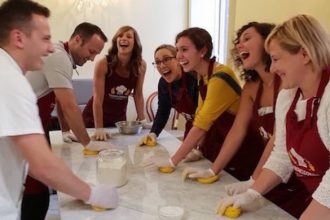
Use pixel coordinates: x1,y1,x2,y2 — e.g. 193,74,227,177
218,14,330,219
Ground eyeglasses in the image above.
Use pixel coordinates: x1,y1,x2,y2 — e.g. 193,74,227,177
152,56,175,67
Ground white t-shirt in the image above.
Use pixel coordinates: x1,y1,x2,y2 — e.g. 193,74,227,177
26,41,75,99
0,49,44,220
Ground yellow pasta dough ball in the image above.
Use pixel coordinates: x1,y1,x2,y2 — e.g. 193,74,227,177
224,206,241,218
196,175,219,184
159,166,175,173
83,149,99,155
145,139,156,146
92,206,106,211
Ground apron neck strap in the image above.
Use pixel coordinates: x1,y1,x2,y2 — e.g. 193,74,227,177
289,68,329,125
199,57,216,86
63,41,69,53
63,41,77,71
207,57,216,79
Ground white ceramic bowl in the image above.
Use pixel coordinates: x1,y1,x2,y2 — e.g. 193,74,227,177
115,121,142,135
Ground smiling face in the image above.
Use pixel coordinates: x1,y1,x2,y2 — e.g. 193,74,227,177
176,36,204,73
269,39,308,89
235,27,266,70
116,29,134,55
154,48,182,83
24,14,53,72
71,34,105,66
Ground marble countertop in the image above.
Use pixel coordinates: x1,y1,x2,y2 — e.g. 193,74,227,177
50,129,296,220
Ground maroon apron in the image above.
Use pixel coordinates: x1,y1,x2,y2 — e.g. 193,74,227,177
252,75,280,142
168,73,196,138
83,56,138,127
250,75,309,218
24,92,56,194
283,69,330,216
199,59,264,180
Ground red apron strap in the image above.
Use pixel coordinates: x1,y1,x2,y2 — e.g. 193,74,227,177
273,74,281,112
199,57,216,100
253,80,263,112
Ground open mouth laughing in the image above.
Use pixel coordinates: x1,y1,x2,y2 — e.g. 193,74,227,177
119,41,129,48
161,69,171,78
239,51,250,60
179,60,188,67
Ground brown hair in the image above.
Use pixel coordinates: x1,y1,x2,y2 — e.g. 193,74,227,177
154,44,176,56
232,22,275,81
0,0,50,45
70,22,107,44
175,27,213,60
108,26,143,76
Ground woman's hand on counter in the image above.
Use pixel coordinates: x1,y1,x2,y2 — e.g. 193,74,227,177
225,177,255,196
92,128,111,141
138,132,157,146
141,156,175,169
182,148,203,162
217,188,261,215
182,167,215,180
62,131,78,143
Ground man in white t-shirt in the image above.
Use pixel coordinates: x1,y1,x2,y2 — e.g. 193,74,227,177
24,22,110,220
0,1,118,219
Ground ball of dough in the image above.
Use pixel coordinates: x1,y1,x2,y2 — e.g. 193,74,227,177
196,175,219,184
224,206,241,218
83,149,99,155
92,206,106,211
159,166,175,173
145,139,156,146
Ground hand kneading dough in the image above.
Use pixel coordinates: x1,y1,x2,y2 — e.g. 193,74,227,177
218,206,241,218
145,138,156,146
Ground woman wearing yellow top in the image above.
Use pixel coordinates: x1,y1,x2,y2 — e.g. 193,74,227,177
144,27,263,181
184,22,309,218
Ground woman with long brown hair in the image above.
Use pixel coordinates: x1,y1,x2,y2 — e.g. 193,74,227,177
83,26,147,140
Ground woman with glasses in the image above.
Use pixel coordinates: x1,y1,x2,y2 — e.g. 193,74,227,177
139,44,198,148
218,15,330,219
143,28,264,181
83,26,147,140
